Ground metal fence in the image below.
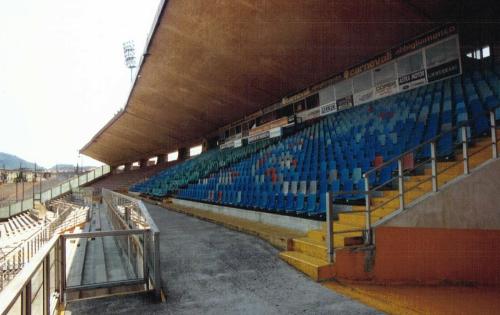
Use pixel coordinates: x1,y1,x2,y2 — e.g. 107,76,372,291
0,204,89,292
0,165,111,220
0,191,162,314
101,189,161,299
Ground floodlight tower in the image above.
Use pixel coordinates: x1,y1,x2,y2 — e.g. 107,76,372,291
123,41,137,82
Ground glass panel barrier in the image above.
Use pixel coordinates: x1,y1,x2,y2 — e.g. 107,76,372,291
78,175,87,185
103,165,111,174
64,232,145,289
95,168,102,177
41,191,52,203
0,205,9,219
10,202,22,216
51,186,61,199
1,166,109,219
22,198,34,212
61,182,70,193
5,294,21,315
0,236,60,315
101,189,161,298
31,264,44,315
70,178,79,189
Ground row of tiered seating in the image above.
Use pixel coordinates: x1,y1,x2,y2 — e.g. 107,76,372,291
0,198,90,255
174,68,499,217
90,162,171,192
0,212,45,239
130,139,274,197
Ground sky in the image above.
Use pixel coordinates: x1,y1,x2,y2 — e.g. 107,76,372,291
0,0,161,168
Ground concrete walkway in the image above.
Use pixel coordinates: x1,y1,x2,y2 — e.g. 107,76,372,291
66,204,379,315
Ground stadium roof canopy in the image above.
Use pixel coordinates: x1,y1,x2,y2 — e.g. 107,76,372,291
81,0,497,166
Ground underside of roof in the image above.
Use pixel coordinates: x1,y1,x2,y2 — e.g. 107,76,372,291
81,0,500,166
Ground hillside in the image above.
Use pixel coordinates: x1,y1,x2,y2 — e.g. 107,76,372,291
0,152,36,170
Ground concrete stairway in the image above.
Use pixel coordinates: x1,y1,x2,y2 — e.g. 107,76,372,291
280,131,499,281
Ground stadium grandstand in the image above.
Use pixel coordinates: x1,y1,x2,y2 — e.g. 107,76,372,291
3,1,500,314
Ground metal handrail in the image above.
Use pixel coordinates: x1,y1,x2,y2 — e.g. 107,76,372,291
0,202,89,291
101,189,161,300
325,109,500,263
364,120,470,177
365,103,500,178
0,165,111,220
0,224,45,261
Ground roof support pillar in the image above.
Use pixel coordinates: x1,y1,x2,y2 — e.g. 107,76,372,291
157,154,167,164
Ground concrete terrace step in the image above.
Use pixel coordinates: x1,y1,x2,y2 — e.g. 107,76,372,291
279,251,333,281
338,212,383,227
292,237,330,260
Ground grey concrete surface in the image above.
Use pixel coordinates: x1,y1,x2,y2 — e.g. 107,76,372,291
171,198,323,233
66,203,379,315
386,158,500,229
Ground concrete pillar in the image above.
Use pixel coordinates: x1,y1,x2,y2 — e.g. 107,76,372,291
157,154,167,164
178,147,188,161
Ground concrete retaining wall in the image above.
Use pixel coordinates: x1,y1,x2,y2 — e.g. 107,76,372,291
170,198,322,233
385,158,500,229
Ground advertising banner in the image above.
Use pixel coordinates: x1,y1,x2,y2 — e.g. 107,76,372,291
426,59,461,82
220,141,234,149
353,89,375,106
375,81,398,98
248,131,270,143
319,102,337,116
297,107,321,122
336,95,354,111
249,117,288,137
269,127,282,138
397,50,426,91
392,24,457,58
282,24,459,110
398,69,426,91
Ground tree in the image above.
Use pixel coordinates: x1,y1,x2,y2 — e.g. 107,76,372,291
14,170,26,183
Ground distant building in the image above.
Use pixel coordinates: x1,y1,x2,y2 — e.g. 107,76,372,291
0,169,51,184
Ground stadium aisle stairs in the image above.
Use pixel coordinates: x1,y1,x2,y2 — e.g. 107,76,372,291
279,130,498,281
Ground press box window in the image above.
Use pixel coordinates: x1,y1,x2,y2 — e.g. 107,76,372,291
168,151,178,162
190,145,202,157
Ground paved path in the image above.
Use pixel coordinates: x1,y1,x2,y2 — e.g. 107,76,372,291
67,204,379,315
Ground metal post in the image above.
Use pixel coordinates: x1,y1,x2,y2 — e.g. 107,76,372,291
491,111,498,159
153,231,161,300
25,281,32,315
59,237,66,304
143,232,149,292
363,175,372,245
430,141,438,192
397,159,405,211
325,192,334,263
44,254,51,315
33,163,36,202
462,126,469,175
